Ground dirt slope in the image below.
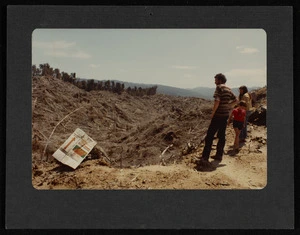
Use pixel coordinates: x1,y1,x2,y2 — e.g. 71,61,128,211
32,76,267,190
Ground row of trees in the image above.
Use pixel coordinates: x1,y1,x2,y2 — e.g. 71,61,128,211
126,85,157,96
32,63,157,96
76,79,125,94
32,63,76,83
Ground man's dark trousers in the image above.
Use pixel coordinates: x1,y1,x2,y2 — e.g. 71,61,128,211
202,116,228,160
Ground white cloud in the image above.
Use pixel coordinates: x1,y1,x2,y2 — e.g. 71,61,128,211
89,64,101,68
33,40,91,59
183,74,193,78
33,40,76,49
171,65,197,70
45,51,68,57
45,50,91,59
236,46,259,54
72,51,91,59
227,68,265,77
225,68,266,87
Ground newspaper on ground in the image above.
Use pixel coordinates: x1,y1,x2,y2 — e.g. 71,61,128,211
52,128,97,169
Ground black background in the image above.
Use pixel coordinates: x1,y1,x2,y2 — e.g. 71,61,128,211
2,0,299,234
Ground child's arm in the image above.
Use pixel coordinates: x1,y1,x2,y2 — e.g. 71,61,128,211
243,112,246,127
228,111,233,126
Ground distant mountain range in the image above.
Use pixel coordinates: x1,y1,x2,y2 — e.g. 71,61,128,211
120,81,213,99
77,78,262,99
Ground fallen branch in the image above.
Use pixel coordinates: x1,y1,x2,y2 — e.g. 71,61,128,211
200,134,206,144
98,146,112,163
42,107,83,161
42,107,55,114
160,144,173,157
36,129,48,140
160,144,173,165
44,98,56,111
131,173,140,182
32,97,37,113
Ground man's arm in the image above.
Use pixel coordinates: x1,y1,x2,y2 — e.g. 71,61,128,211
232,98,238,106
211,99,220,119
231,92,238,105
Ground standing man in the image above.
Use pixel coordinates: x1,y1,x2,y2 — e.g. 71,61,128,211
199,73,237,166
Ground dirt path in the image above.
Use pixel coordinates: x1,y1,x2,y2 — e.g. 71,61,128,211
32,124,267,190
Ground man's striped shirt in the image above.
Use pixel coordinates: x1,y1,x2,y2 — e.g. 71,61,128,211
213,84,237,117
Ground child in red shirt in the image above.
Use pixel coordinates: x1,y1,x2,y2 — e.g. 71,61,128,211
228,101,247,152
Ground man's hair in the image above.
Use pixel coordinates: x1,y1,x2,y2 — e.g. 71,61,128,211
239,100,247,107
214,73,227,84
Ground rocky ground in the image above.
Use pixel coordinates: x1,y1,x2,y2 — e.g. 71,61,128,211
32,76,267,190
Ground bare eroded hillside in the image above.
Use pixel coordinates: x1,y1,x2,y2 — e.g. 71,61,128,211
32,76,267,189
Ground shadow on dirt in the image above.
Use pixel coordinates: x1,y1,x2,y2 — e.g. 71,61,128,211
194,159,226,172
51,164,74,172
226,149,239,156
211,160,226,168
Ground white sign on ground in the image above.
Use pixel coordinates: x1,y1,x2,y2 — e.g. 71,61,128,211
52,128,97,169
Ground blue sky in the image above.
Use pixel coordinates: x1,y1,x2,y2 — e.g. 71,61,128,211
32,29,266,89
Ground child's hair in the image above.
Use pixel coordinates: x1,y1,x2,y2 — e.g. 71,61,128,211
239,85,248,100
239,100,247,107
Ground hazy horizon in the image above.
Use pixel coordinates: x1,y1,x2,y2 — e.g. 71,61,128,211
32,29,266,89
74,77,263,90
